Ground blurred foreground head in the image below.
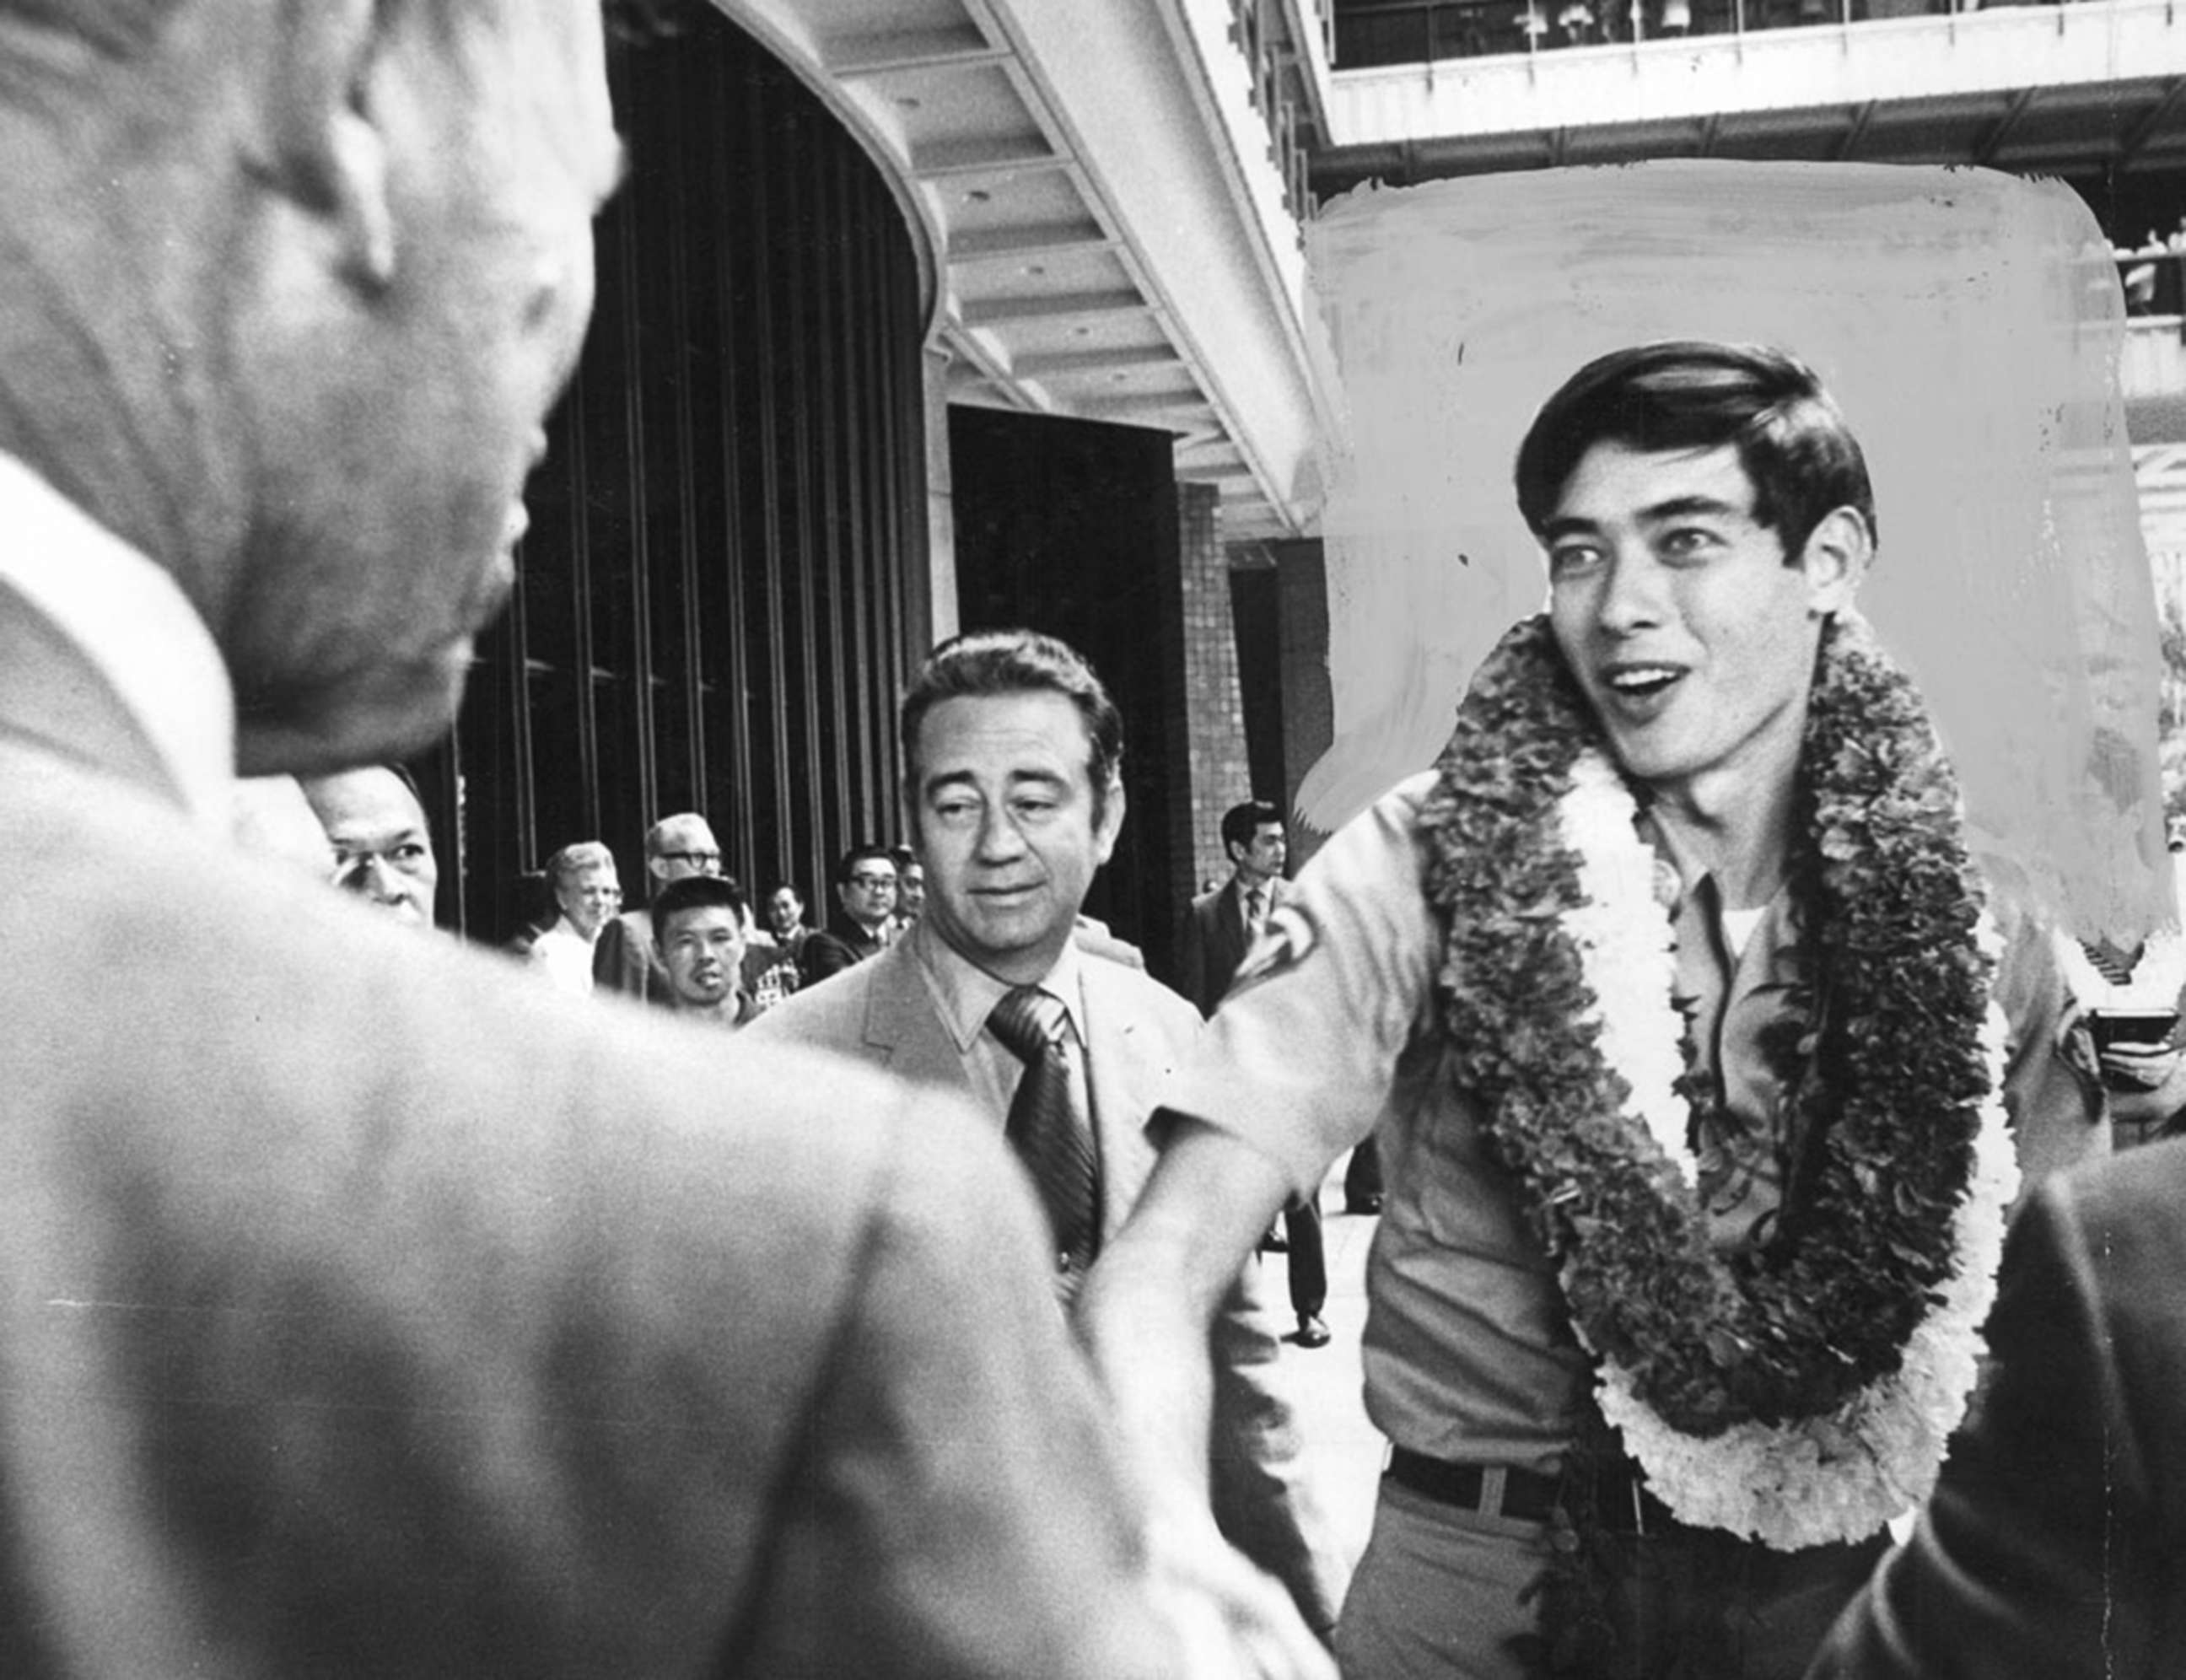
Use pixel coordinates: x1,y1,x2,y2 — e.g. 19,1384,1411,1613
0,0,623,773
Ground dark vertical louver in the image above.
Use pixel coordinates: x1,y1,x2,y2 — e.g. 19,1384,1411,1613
419,9,929,940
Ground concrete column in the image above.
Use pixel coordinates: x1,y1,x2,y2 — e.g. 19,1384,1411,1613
923,342,958,647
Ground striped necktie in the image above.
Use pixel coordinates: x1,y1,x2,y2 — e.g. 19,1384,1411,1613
988,985,1099,1299
1243,883,1265,941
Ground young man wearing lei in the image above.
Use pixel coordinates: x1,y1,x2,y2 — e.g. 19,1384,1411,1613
1080,341,2107,1680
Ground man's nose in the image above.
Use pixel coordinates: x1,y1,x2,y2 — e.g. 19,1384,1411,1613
1596,549,1668,633
347,856,402,902
974,805,1029,860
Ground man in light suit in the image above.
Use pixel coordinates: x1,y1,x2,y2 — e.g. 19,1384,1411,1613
749,629,1350,1640
0,4,1331,1675
1805,1139,2186,1679
1179,800,1333,1348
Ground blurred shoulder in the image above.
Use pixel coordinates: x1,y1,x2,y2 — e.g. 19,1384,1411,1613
744,939,889,1047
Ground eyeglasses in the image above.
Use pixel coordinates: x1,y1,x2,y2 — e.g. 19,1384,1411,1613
848,873,897,890
659,849,722,868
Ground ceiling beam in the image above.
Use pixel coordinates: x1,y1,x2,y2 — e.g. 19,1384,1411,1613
948,221,1117,263
1010,344,1181,376
1070,395,1216,422
959,288,1149,327
826,27,1007,78
913,135,1065,178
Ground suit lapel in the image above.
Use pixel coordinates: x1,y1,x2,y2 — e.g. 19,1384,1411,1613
858,943,979,1098
1079,962,1158,1241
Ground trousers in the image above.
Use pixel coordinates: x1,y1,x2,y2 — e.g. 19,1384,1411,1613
1334,1475,1886,1679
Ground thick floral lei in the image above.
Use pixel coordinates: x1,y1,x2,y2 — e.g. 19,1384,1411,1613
1419,611,2019,1552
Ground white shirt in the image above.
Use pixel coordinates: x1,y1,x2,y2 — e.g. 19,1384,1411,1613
0,452,233,826
907,918,1091,1135
526,915,600,997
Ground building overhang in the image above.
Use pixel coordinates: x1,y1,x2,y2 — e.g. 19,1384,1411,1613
714,0,1330,543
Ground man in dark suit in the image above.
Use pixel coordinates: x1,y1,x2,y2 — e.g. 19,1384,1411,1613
592,810,723,1003
1180,800,1333,1348
750,630,1349,1640
798,841,898,984
0,5,1327,1674
1805,1139,2186,1678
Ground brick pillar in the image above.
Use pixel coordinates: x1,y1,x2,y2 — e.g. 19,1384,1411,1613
1176,482,1254,899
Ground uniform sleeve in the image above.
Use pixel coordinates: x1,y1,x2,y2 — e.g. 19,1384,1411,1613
1160,776,1442,1198
1804,1171,2163,1680
1987,870,2108,1191
738,1101,1183,1680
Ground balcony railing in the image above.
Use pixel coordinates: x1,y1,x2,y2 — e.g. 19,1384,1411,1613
1231,0,1328,225
1335,0,2028,65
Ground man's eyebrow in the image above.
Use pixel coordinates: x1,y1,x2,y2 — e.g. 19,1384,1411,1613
1635,493,1746,524
1540,494,1747,543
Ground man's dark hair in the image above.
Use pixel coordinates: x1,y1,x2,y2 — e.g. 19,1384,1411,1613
649,872,746,945
900,629,1124,822
833,843,896,889
1514,341,1876,562
1221,799,1283,856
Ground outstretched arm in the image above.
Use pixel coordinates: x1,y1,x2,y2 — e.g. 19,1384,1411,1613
1080,1117,1298,1518
1078,1117,1324,1676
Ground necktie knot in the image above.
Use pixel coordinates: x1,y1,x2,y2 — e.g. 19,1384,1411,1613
987,983,1096,1300
989,985,1063,1064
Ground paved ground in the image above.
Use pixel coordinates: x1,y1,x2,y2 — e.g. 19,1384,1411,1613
1263,1154,1386,1575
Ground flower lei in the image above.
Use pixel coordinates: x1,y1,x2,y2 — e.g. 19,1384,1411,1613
1419,611,2019,1553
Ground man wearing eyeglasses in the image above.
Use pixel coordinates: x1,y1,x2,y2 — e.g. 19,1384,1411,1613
593,810,723,1004
800,843,900,986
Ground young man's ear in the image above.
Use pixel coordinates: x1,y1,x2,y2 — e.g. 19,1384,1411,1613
1798,506,1873,616
251,0,396,291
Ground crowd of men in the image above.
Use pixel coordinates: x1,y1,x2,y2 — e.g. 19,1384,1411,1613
6,2,2186,1677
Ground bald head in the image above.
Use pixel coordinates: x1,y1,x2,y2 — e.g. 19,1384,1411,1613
645,812,721,886
0,0,622,777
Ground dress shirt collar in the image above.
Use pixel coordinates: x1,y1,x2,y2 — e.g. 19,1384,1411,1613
0,451,234,826
911,916,1088,1053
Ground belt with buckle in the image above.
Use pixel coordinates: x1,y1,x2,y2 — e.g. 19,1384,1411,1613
1384,1447,1673,1534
